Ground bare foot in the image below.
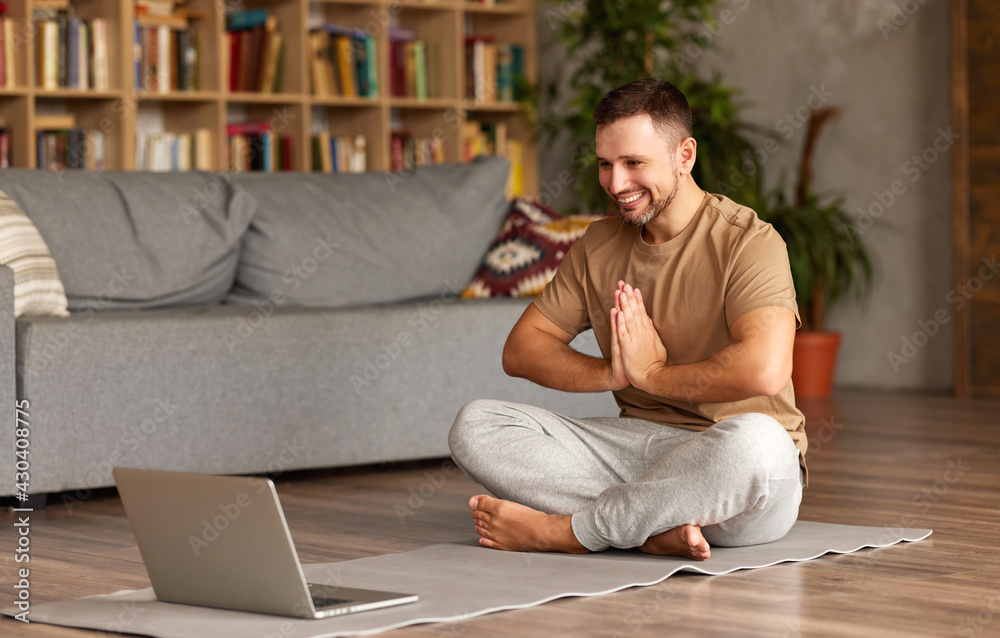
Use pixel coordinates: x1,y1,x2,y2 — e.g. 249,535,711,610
468,495,589,553
639,524,711,560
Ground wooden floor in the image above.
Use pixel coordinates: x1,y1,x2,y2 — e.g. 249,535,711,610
1,390,999,637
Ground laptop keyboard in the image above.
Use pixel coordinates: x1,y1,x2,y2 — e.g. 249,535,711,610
311,595,352,609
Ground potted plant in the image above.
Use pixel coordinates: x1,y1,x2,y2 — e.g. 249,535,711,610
756,108,875,398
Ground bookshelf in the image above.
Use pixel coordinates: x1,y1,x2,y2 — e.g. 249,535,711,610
0,0,539,196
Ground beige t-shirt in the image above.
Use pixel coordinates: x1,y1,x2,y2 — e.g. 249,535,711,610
533,192,808,479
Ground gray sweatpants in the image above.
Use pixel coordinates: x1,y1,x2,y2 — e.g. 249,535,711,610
448,399,803,551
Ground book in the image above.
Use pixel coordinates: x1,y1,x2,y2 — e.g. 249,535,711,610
144,25,156,90
333,34,355,97
280,137,292,170
365,35,378,98
318,131,332,172
353,35,368,97
403,41,415,97
246,24,264,91
465,35,498,103
271,35,285,93
133,19,142,88
228,30,239,91
0,18,6,87
77,18,89,89
510,44,524,99
39,19,59,89
497,43,513,102
175,29,190,90
413,40,426,99
259,31,282,95
84,130,104,170
322,32,337,95
3,18,15,87
423,42,436,99
256,15,278,92
389,28,417,97
0,129,8,168
261,130,272,172
237,28,251,91
350,135,366,172
157,24,170,92
67,16,79,88
481,41,497,102
308,31,326,96
56,11,67,88
194,127,212,169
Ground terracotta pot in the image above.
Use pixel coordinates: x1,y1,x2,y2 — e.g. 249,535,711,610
791,331,843,399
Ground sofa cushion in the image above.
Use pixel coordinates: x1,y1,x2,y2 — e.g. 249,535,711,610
462,198,607,298
0,188,70,317
226,156,511,307
0,170,254,310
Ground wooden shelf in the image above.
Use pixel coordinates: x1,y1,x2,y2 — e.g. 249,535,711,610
2,0,539,196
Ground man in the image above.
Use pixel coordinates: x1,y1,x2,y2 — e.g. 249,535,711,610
448,78,807,560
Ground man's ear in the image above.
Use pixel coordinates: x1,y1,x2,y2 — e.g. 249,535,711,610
676,137,697,175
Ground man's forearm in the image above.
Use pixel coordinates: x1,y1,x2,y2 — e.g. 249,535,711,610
504,342,619,393
635,341,786,404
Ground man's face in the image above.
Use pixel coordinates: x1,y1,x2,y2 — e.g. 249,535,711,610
596,114,680,227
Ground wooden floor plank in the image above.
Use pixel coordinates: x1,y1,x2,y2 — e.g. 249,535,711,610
1,390,999,637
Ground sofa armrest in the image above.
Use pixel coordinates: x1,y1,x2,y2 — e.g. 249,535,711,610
0,265,16,497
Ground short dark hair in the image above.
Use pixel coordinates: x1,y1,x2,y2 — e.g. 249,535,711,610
593,78,693,148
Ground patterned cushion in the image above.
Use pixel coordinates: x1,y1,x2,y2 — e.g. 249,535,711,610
0,189,69,317
462,198,607,298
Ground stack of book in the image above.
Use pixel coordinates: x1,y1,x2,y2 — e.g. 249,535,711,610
0,116,8,168
227,121,293,172
389,28,430,99
226,9,284,93
308,25,377,98
462,119,523,197
136,128,213,171
390,131,445,172
134,0,200,92
35,114,105,170
0,12,16,88
311,133,366,173
465,36,523,103
33,7,110,91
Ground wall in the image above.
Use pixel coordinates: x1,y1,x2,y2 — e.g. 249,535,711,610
536,0,953,391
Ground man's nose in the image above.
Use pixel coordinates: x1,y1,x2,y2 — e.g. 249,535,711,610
607,167,630,195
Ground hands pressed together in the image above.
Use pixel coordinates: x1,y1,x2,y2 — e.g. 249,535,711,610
609,281,668,392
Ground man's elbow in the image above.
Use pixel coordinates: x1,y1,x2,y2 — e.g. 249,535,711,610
501,340,524,378
753,360,793,398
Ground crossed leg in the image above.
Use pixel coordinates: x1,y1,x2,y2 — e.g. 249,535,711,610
468,494,710,559
448,399,802,560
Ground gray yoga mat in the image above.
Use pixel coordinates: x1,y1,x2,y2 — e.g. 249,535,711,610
5,521,931,637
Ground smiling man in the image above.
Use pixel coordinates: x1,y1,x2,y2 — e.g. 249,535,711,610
448,78,808,560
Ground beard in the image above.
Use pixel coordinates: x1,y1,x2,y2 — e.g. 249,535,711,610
615,165,681,227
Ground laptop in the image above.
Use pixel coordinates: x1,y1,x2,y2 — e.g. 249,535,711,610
112,467,419,619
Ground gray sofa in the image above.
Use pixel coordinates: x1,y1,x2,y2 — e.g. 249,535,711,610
0,157,616,503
